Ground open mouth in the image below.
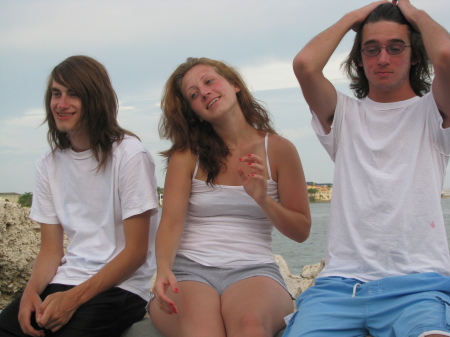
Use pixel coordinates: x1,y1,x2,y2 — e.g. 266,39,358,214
207,98,219,109
57,112,76,117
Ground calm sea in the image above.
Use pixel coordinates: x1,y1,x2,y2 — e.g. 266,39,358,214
273,198,450,275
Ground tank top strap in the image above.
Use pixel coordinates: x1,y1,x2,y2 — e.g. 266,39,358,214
265,133,273,181
192,158,200,179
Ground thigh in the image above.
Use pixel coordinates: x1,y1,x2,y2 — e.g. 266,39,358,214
371,291,450,337
221,276,293,337
283,278,368,337
149,281,226,337
51,287,146,337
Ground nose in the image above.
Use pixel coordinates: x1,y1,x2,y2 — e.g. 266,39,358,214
199,86,211,98
57,94,70,109
377,48,390,65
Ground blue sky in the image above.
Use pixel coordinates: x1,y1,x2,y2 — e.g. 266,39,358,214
1,0,449,193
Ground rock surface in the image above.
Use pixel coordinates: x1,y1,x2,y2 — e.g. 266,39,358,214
0,200,324,309
0,201,40,308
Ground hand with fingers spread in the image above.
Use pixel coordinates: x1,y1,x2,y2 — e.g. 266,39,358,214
237,153,268,205
152,270,179,315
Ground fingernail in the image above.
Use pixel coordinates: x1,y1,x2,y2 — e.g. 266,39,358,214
251,174,255,177
239,158,242,161
174,288,179,293
247,154,252,157
248,163,252,166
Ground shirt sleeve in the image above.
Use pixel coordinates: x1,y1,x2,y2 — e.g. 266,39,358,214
117,141,159,220
30,152,60,225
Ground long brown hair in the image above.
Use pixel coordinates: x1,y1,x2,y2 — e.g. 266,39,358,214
44,55,139,171
159,57,276,184
342,3,432,98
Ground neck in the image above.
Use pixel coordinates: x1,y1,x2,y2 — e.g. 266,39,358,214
367,84,417,103
69,132,91,152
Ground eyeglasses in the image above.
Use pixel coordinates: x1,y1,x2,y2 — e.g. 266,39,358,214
360,44,411,57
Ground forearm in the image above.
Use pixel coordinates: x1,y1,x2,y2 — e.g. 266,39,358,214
258,196,311,243
154,223,184,273
404,7,450,67
24,251,62,296
294,12,355,76
64,245,148,306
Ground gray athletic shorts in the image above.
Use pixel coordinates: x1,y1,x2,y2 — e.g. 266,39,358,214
172,254,293,297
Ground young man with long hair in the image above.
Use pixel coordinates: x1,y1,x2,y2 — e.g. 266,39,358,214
0,55,159,337
287,1,450,336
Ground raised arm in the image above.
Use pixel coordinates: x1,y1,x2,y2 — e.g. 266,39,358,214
395,0,450,127
293,1,388,133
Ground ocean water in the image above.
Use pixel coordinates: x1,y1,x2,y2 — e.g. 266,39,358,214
273,198,450,275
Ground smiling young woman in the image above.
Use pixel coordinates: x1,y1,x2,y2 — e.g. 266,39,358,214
149,57,311,337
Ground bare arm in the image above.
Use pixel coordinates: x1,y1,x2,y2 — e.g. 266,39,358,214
293,1,388,133
395,0,450,127
18,224,64,337
35,210,153,332
239,135,311,243
152,150,195,315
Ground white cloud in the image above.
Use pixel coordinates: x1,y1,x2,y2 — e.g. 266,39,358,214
5,109,45,127
279,127,315,142
241,60,298,92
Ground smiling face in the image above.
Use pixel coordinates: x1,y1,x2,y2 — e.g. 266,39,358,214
50,80,86,141
360,21,416,102
181,64,241,124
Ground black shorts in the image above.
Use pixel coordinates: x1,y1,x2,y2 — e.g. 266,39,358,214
0,284,146,337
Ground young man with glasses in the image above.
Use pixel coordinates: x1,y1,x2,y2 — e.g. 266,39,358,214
286,1,450,336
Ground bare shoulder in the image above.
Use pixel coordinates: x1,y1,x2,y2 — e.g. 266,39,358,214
167,148,197,173
268,134,299,156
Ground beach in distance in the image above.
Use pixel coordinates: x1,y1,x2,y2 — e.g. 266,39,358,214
272,198,450,275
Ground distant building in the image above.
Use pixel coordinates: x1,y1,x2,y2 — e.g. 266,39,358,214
0,192,21,203
306,182,333,202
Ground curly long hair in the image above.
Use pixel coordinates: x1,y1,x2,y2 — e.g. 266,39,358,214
44,55,138,171
159,57,276,185
342,3,432,98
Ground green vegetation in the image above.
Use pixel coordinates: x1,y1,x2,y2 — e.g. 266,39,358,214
18,192,33,208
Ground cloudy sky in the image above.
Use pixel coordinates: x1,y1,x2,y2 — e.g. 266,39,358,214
1,0,449,194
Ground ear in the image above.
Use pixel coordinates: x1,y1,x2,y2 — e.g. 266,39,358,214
357,58,364,67
233,84,241,93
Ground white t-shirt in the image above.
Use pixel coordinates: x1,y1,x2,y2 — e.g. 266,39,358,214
312,91,450,282
30,135,159,301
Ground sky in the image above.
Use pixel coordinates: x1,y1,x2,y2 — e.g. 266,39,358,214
1,0,449,194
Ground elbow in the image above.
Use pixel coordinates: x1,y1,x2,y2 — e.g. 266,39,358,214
293,51,317,82
292,217,312,244
135,250,149,268
127,246,149,269
436,48,450,72
300,220,312,243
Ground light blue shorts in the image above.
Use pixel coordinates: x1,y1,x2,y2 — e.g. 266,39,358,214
283,273,450,337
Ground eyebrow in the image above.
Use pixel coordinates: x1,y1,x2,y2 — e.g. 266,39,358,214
185,73,212,93
363,38,407,46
